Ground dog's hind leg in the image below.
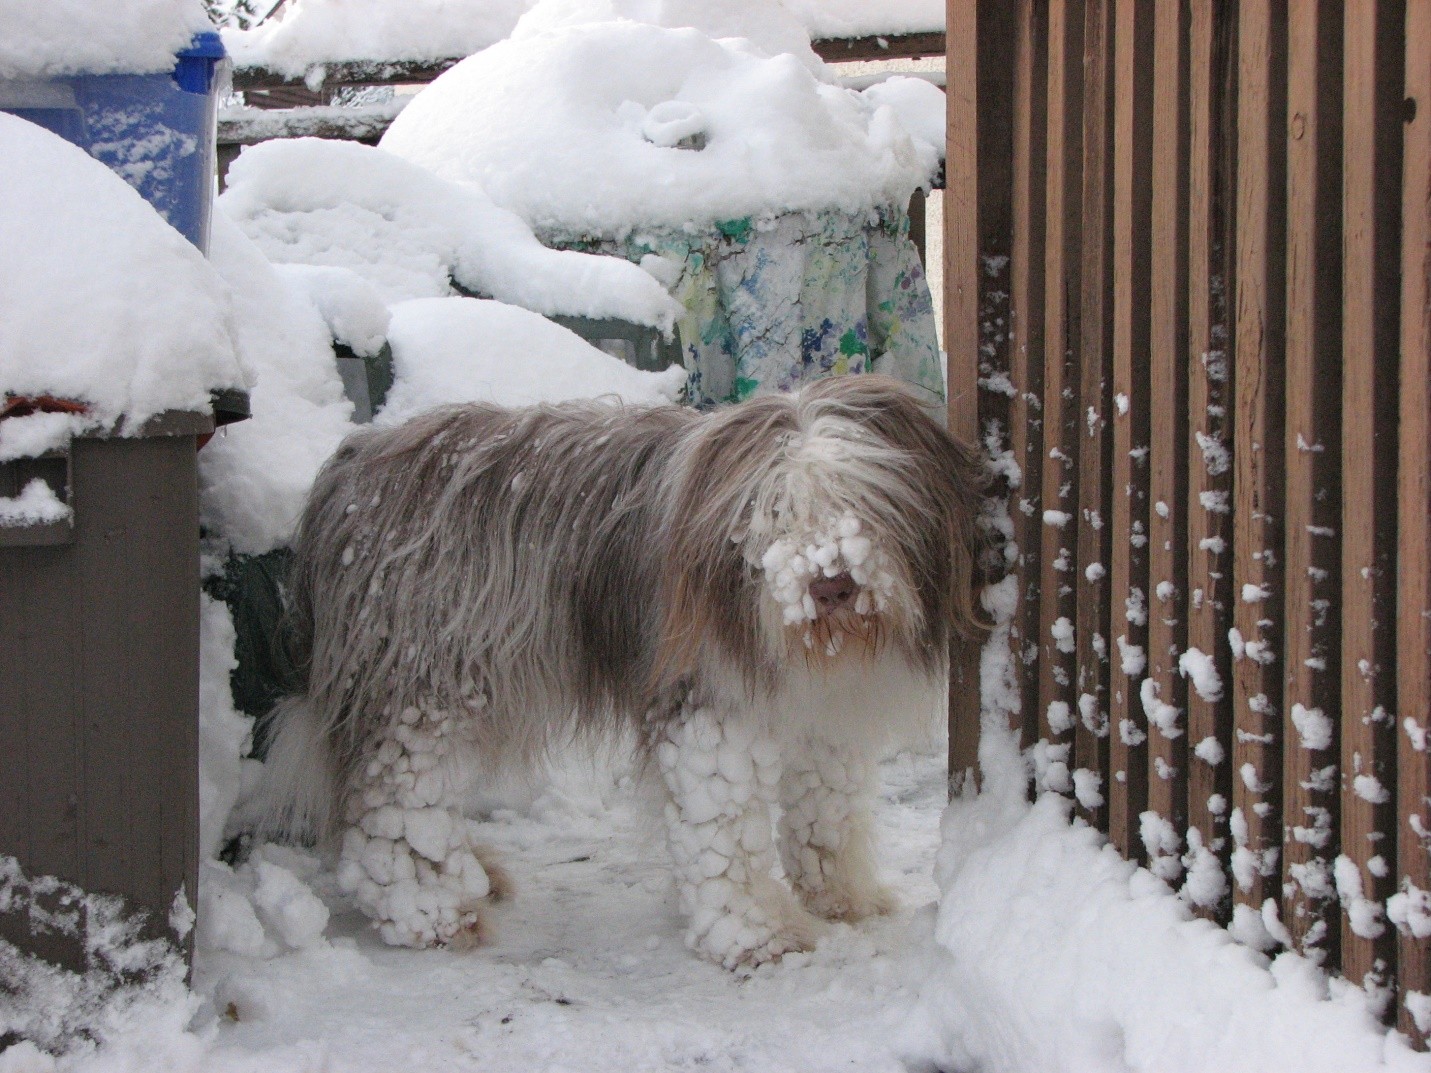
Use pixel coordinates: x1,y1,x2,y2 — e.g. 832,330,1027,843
334,703,501,949
778,741,897,922
656,707,821,969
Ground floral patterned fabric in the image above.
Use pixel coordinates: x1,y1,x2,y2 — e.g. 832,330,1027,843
558,205,944,419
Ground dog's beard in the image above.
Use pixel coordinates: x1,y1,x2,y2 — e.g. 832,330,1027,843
795,608,888,663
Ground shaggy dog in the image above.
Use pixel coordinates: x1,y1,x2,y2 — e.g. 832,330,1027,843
258,374,985,968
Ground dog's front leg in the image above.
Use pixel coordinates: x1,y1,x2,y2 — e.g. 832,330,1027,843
778,741,897,922
656,707,820,969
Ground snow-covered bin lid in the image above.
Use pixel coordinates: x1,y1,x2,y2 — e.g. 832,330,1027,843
378,0,944,239
0,0,212,79
0,112,247,456
221,0,532,78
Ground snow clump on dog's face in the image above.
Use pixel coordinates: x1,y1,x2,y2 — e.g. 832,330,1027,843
756,513,896,626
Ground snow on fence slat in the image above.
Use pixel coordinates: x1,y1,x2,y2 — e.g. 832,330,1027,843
1338,0,1402,1001
1008,0,1049,774
1230,0,1288,934
1146,0,1192,886
1033,0,1084,778
1281,0,1343,964
948,0,1430,1045
1072,0,1115,828
1107,0,1153,861
1395,0,1431,1040
1182,0,1237,924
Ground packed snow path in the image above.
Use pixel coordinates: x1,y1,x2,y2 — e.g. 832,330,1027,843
194,749,947,1072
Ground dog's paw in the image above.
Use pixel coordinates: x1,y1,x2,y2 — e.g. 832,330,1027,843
686,877,824,970
797,881,899,923
695,910,820,970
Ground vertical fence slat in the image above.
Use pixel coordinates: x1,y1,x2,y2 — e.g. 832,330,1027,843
1339,0,1402,995
1396,0,1431,1041
1280,0,1344,963
1184,0,1238,921
1035,0,1086,782
1231,0,1287,925
1009,0,1050,761
1144,0,1192,884
1074,0,1116,827
1108,0,1155,859
944,0,981,787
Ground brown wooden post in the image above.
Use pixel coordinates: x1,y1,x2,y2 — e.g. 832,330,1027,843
1108,0,1156,859
1280,0,1344,964
1396,0,1431,1042
1339,0,1403,1000
1231,0,1288,923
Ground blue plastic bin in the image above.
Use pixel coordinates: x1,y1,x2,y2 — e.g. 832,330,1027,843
0,32,229,253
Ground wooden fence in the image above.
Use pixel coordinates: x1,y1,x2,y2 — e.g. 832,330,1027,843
945,0,1430,1042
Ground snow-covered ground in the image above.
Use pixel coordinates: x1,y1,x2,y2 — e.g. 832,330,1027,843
190,747,949,1073
7,716,1425,1073
2,1,1429,1070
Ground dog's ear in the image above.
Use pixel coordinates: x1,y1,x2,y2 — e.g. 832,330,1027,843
650,395,798,693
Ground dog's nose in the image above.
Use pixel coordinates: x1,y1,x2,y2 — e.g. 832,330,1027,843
809,572,858,616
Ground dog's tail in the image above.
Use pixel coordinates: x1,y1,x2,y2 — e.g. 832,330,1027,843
235,696,337,846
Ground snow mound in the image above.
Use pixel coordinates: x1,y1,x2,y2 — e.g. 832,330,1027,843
860,74,945,157
221,0,531,78
219,137,681,328
905,751,1425,1073
379,7,941,237
0,858,200,1065
197,212,355,557
512,0,825,74
197,845,330,960
0,0,209,79
378,296,687,422
0,113,245,434
273,264,391,358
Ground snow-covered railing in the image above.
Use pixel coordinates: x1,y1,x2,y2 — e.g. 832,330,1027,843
227,31,946,96
945,0,1430,1046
